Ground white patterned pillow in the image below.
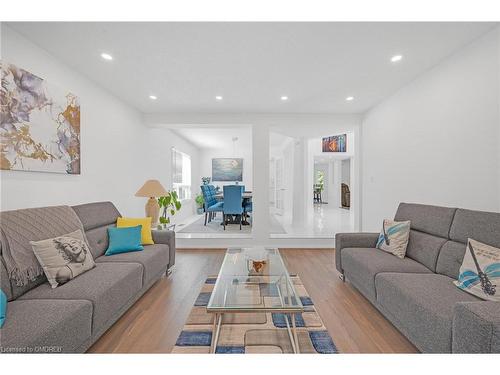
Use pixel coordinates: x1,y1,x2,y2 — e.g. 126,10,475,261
376,219,411,259
30,230,95,288
454,238,500,301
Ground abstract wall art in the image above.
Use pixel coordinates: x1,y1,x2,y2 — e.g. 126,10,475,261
1,61,81,174
322,134,347,153
212,158,243,181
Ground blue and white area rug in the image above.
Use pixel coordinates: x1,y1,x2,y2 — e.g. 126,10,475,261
172,275,338,354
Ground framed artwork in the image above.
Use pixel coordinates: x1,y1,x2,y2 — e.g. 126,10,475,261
212,158,243,181
322,134,347,153
1,61,81,174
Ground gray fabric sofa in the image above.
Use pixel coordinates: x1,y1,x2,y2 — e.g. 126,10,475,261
335,203,500,353
0,201,175,353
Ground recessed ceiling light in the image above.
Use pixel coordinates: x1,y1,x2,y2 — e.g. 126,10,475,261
346,96,354,101
149,95,157,100
280,96,289,101
100,52,113,61
391,54,403,63
215,95,223,101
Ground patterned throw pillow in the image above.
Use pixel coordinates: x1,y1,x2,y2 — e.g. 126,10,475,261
454,238,500,301
376,219,411,259
30,229,95,288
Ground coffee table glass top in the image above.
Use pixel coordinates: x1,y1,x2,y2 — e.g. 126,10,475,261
206,247,303,312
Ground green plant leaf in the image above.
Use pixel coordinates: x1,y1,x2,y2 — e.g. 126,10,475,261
156,190,182,221
195,194,204,206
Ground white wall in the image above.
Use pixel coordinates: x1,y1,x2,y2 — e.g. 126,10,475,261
0,25,200,220
341,159,350,185
362,28,500,231
197,128,253,191
144,113,361,247
269,133,294,215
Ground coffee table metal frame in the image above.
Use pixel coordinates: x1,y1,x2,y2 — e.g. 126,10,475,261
206,248,304,354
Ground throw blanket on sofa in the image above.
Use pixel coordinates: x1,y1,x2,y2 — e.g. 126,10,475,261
0,205,87,286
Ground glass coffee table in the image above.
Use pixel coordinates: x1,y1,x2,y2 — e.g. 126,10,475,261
207,247,304,353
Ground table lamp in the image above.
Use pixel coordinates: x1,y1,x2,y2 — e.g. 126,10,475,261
135,179,168,226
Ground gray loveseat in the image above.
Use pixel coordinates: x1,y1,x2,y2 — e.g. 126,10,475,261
335,203,500,353
0,201,175,353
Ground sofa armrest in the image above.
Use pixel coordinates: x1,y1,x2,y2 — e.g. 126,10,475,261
335,232,379,273
452,301,500,353
152,230,176,268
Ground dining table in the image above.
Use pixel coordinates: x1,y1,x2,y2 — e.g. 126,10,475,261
215,191,252,198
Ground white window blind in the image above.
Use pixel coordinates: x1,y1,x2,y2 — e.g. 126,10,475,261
172,148,191,200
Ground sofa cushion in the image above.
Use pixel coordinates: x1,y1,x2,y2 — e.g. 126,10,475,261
449,208,500,248
85,224,115,259
452,301,500,353
394,203,456,238
341,248,432,302
375,273,480,353
0,299,92,353
436,241,467,279
18,262,143,333
405,230,447,272
71,202,121,232
96,244,169,285
72,202,121,258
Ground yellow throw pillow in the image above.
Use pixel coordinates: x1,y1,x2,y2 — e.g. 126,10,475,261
117,217,154,245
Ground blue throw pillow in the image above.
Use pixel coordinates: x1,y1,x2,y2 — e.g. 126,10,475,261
105,225,144,256
0,289,7,328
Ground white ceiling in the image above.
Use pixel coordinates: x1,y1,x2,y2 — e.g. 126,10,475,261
270,132,293,150
174,127,252,150
7,22,496,114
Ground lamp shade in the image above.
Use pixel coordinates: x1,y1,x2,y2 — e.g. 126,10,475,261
135,179,168,198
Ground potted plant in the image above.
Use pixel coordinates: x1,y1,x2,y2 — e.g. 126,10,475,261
195,194,204,215
157,191,182,230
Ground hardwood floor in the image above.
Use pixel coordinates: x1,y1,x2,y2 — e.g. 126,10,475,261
88,249,418,353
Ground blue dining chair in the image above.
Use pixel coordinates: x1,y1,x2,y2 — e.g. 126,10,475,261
208,184,217,195
223,185,244,230
244,201,253,214
209,185,223,220
237,185,252,224
200,185,224,225
239,185,252,214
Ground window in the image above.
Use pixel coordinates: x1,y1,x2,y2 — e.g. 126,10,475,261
315,170,324,191
172,148,191,200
